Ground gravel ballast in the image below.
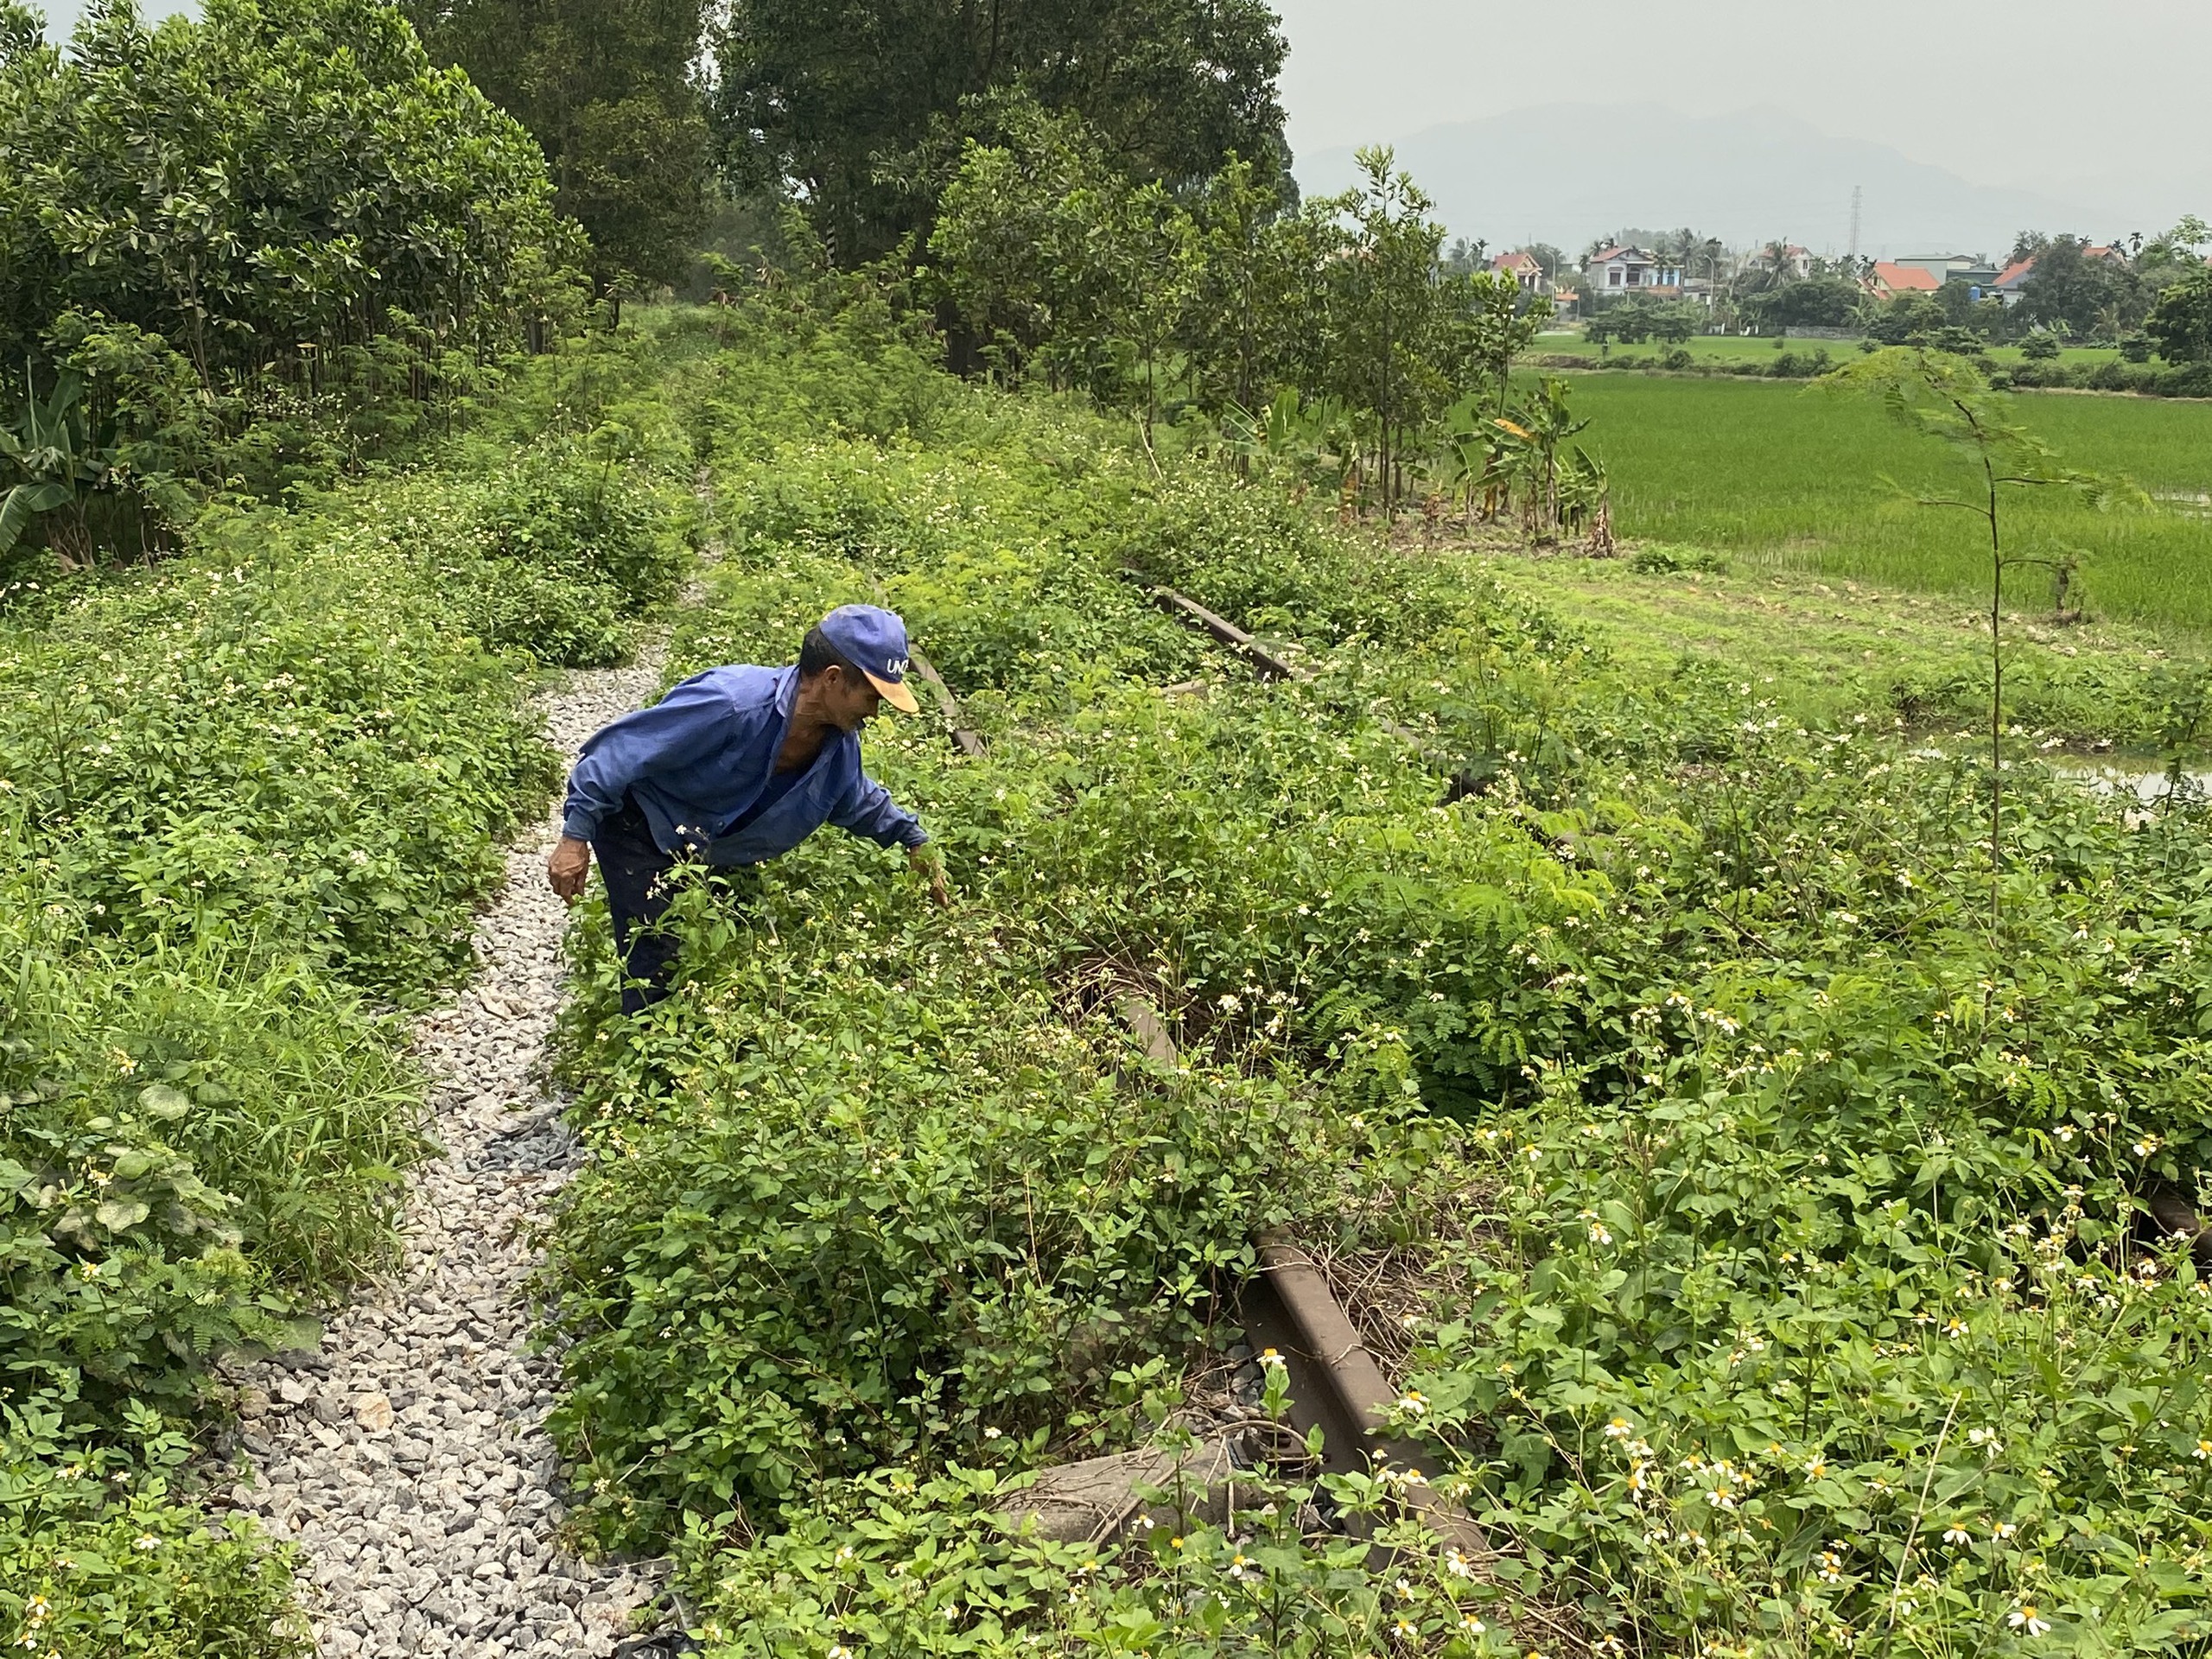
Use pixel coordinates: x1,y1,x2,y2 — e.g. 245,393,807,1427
225,657,667,1658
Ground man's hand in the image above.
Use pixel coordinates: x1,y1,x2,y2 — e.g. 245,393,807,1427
909,845,951,909
548,836,593,906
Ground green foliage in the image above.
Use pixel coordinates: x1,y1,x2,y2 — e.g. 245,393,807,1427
1382,741,2212,1649
1738,274,1866,334
925,103,1153,396
528,299,2212,1659
1822,347,2123,911
0,0,587,550
709,0,1289,265
0,367,104,565
0,0,577,368
1586,298,1706,346
0,327,696,1641
927,130,1561,524
467,433,692,654
408,0,709,294
2018,236,2147,340
0,880,419,1411
2146,263,2212,365
543,878,1362,1544
0,512,559,991
685,1457,1514,1656
1116,462,1459,645
2,1402,306,1656
1325,149,1453,516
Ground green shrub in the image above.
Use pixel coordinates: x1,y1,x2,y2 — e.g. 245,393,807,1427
680,424,1203,702
447,553,635,668
0,377,661,1643
543,859,1370,1548
1,1402,305,1658
475,436,690,613
530,302,2212,1651
0,505,559,996
1115,464,1472,647
684,1459,1502,1658
0,860,418,1414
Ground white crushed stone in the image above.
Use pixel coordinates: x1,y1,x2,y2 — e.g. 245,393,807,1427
223,652,669,1659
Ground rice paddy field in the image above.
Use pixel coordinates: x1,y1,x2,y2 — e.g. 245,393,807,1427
1541,372,2212,629
1530,330,2123,369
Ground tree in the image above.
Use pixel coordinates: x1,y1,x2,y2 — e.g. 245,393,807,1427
1323,148,1447,521
1180,156,1308,417
925,105,1127,391
1740,275,1861,334
0,1,35,61
1441,238,1486,276
2015,236,2143,338
2136,216,2209,278
406,0,709,297
2146,263,2212,365
1,0,576,382
710,0,1289,265
1823,349,2123,927
1109,181,1197,441
1444,270,1544,416
1588,297,1702,345
1866,290,1948,346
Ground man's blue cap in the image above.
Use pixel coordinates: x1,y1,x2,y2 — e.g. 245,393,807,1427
818,604,919,713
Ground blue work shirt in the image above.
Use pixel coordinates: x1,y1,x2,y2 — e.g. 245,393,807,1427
560,664,926,866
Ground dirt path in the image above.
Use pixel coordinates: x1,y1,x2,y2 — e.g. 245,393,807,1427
223,653,666,1659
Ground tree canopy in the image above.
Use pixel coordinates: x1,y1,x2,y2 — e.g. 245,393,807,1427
2016,236,2145,339
0,0,577,378
710,0,1290,264
404,0,709,293
2146,263,2212,365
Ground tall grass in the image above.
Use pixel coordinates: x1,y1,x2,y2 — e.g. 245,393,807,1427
1556,374,2212,628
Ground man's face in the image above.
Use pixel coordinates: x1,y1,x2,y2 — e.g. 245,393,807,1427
820,664,884,732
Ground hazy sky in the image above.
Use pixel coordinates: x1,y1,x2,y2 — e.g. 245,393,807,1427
1273,0,2212,223
37,0,192,36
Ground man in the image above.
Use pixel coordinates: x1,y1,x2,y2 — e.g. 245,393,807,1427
549,603,950,1014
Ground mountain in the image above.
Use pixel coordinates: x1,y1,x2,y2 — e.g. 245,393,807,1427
1294,103,2115,261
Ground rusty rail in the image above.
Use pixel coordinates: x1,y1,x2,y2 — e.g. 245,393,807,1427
906,645,987,759
1147,584,1458,772
1119,996,1489,1555
1147,585,1305,681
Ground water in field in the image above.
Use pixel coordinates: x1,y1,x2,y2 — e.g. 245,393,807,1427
2056,760,2212,805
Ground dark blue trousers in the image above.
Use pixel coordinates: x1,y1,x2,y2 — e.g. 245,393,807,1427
592,794,763,1015
589,794,685,1015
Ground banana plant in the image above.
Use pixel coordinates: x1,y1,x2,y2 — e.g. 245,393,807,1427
0,365,107,563
1436,393,1520,524
1222,388,1361,492
1510,377,1591,540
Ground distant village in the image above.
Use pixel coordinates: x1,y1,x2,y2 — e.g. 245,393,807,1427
1471,225,2212,350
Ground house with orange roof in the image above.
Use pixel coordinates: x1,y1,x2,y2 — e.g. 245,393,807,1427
1990,244,2127,306
1491,250,1548,295
1990,256,2038,304
1866,261,1941,300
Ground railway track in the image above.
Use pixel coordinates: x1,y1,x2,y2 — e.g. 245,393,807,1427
912,629,1492,1561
